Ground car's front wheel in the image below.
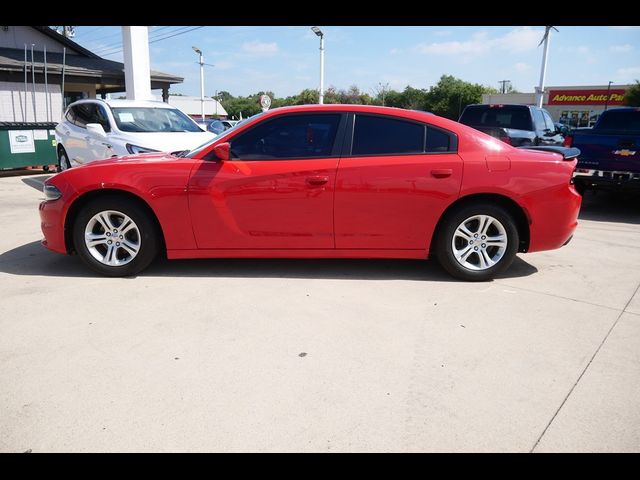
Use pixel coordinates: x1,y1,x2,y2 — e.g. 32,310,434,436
58,147,71,171
435,203,519,281
73,196,160,277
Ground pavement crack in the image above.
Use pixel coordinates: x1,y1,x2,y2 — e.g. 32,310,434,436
529,280,640,453
494,281,624,313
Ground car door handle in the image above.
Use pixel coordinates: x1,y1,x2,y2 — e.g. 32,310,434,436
306,175,329,186
84,135,91,141
431,169,453,178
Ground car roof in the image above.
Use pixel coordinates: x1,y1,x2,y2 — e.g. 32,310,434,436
68,98,177,109
244,104,467,135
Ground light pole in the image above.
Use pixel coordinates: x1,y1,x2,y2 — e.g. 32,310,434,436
192,46,205,122
604,81,613,111
311,26,324,104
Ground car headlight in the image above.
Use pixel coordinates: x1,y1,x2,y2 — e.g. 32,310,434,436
43,184,62,201
126,143,159,154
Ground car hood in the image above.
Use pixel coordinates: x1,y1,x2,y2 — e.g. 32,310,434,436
112,131,215,152
76,152,182,169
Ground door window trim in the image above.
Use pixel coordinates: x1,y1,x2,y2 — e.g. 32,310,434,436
342,112,459,158
219,112,349,162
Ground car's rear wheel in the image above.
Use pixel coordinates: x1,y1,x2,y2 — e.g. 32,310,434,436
73,196,160,277
58,147,71,171
435,203,519,281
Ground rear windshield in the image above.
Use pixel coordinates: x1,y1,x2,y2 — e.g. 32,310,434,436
596,110,640,132
459,105,533,131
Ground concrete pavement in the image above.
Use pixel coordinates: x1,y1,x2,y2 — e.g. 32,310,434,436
0,174,638,452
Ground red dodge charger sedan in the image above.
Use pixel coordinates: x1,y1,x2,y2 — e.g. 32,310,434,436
39,105,582,281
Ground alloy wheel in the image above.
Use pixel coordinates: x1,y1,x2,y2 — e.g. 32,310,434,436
84,210,141,267
451,214,508,271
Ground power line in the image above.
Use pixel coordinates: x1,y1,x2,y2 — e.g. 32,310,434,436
93,26,197,56
98,26,205,58
92,26,186,54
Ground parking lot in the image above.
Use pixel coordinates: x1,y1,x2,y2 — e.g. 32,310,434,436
0,172,639,452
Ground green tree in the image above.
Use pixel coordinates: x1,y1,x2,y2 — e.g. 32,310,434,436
624,80,640,106
425,75,497,119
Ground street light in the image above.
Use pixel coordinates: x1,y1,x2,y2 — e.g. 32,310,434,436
192,46,205,122
604,81,613,111
311,26,324,105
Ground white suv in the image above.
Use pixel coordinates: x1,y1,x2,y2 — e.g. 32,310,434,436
55,99,216,169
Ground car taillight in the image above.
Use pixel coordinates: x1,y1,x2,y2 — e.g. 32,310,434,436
563,135,573,147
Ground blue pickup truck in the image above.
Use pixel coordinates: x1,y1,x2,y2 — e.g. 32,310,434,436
570,107,640,194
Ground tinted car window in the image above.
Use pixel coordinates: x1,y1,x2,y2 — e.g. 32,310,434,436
459,105,533,131
95,105,111,132
596,110,640,132
352,115,424,155
208,120,225,134
72,103,96,128
426,127,451,152
65,108,76,124
542,110,555,131
230,113,341,160
532,109,547,131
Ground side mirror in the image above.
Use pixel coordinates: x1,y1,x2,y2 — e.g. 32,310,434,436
212,142,231,161
86,123,107,139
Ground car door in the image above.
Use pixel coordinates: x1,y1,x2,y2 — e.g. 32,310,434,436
59,105,87,165
334,113,463,250
86,103,114,160
542,110,564,145
188,112,347,249
531,108,549,145
69,102,110,164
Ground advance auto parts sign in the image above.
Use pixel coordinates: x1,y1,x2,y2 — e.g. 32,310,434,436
548,89,626,106
9,130,36,154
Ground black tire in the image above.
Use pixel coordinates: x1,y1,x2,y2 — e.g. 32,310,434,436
58,146,71,171
72,195,160,277
435,202,519,282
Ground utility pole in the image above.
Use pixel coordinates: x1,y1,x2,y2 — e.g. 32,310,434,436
498,80,511,94
192,46,205,122
536,26,558,108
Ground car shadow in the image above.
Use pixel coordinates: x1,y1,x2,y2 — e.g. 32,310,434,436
21,175,52,192
0,240,538,281
578,190,640,225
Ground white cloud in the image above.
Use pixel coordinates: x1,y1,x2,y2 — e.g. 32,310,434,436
616,66,640,81
610,44,634,53
514,62,531,72
433,30,452,37
215,61,233,70
558,45,591,54
389,48,403,55
415,27,542,56
241,41,278,55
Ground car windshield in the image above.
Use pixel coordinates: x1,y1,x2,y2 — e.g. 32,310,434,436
111,107,203,133
185,113,265,158
459,105,533,131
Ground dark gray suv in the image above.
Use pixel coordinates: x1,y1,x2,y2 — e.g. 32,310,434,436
458,104,565,146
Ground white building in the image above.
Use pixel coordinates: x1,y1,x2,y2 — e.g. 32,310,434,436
152,94,227,119
0,26,183,123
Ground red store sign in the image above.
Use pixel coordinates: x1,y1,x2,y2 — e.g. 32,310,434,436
548,89,626,105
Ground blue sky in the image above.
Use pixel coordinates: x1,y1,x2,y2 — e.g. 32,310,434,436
71,26,640,97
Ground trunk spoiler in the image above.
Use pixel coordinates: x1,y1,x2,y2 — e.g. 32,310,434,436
517,146,581,160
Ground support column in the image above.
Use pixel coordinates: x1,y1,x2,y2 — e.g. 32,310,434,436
122,26,152,100
162,87,169,103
